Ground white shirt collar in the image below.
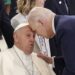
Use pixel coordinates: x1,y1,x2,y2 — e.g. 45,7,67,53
52,17,56,34
13,45,34,75
13,45,32,62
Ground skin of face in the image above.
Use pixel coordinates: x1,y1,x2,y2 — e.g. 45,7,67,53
13,26,35,55
34,20,50,38
29,16,54,38
28,7,56,38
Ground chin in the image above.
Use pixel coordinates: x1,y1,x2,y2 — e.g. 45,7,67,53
41,35,49,38
45,36,50,38
25,51,33,55
28,49,33,53
43,34,50,38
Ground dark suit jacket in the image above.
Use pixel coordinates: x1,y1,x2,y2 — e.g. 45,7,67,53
0,8,14,48
55,15,75,75
0,0,4,36
54,56,65,75
68,0,75,15
44,0,70,15
0,0,3,11
10,0,17,18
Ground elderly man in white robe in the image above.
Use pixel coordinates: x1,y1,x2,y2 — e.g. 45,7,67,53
0,20,55,75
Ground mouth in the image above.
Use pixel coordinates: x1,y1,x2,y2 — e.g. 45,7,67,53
29,43,34,47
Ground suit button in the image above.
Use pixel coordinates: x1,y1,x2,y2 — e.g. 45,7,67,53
59,1,62,4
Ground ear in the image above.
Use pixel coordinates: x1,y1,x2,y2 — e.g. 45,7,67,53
38,17,46,26
38,19,43,26
13,32,19,43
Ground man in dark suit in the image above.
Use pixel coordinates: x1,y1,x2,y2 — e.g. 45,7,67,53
45,0,75,75
44,0,70,74
68,0,75,15
44,0,75,53
0,0,4,39
0,9,14,48
28,7,75,75
0,0,14,48
44,0,75,75
44,0,70,56
10,0,17,18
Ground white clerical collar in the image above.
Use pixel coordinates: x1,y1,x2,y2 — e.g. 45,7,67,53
13,45,32,61
52,17,56,34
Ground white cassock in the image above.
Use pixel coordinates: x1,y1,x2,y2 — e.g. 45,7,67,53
0,45,55,75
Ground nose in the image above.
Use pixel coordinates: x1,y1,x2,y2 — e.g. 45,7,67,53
30,36,35,43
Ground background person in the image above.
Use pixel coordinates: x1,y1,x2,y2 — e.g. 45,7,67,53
0,0,14,48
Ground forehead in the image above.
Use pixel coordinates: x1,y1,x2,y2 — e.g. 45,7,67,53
17,26,35,34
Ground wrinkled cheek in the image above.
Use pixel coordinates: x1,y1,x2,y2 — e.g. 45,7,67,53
37,31,42,36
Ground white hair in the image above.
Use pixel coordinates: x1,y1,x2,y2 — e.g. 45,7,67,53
28,7,55,24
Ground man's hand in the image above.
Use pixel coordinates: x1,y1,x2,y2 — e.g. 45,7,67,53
37,52,53,64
